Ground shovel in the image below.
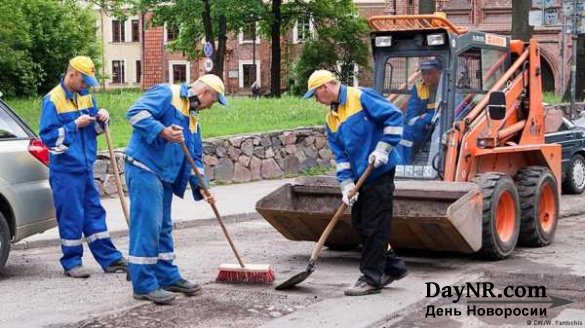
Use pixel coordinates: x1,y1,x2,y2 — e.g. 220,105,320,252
104,122,130,225
275,163,374,290
104,122,131,280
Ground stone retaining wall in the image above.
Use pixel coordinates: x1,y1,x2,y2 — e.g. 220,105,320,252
93,126,334,197
93,104,585,196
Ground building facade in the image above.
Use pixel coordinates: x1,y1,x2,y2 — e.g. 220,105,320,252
95,8,142,89
95,1,575,95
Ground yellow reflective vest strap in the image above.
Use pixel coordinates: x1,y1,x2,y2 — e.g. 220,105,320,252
326,87,364,133
49,85,95,114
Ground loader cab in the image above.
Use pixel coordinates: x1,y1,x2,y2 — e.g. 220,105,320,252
371,29,510,180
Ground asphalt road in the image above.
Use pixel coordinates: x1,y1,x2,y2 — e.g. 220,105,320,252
1,195,584,328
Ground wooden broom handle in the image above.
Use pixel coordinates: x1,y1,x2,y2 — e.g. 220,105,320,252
104,123,130,225
180,142,246,268
309,164,375,261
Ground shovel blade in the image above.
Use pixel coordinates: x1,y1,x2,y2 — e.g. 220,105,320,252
275,269,313,290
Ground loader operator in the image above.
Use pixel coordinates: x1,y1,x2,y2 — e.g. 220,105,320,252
40,56,128,279
397,59,442,164
303,70,408,296
124,74,227,305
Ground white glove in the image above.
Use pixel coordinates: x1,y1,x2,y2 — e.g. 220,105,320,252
368,141,392,168
341,179,359,207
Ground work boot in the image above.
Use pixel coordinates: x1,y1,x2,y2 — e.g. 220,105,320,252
163,278,201,296
344,279,381,296
381,270,409,288
134,288,176,305
65,265,91,279
104,257,128,273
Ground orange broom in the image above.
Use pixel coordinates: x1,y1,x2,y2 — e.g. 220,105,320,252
180,142,275,284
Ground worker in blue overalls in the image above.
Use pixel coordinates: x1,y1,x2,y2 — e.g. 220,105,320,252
397,59,443,164
303,70,408,296
125,74,227,305
40,56,127,279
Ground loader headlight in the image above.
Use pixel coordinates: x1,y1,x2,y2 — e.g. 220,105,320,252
427,33,445,46
375,36,392,47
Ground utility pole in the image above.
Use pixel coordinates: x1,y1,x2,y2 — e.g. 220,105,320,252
570,0,578,117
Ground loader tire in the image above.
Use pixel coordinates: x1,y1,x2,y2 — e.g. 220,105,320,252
515,166,559,247
474,173,520,260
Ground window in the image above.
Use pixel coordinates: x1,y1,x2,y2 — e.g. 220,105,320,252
382,56,445,177
0,103,29,139
169,61,190,83
112,60,125,84
131,19,140,42
242,64,256,87
338,62,358,87
453,48,507,121
293,15,314,43
240,23,259,43
166,25,179,42
136,60,141,83
238,60,260,88
112,20,125,43
171,64,187,83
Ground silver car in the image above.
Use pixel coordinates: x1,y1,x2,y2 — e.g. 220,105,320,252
0,96,56,272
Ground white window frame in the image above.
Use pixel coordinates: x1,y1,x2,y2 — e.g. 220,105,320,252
164,22,179,44
293,16,315,44
238,23,261,44
336,62,359,87
111,59,126,84
168,60,190,84
111,19,126,43
238,60,261,88
130,18,140,43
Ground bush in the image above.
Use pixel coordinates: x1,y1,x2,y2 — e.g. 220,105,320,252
0,0,99,97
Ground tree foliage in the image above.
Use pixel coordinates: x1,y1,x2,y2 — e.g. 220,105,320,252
291,0,370,95
0,0,100,97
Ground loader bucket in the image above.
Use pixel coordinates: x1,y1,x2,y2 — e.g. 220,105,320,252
256,176,484,253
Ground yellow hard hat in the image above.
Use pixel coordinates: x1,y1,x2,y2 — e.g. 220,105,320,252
197,74,228,106
69,56,98,87
303,70,337,99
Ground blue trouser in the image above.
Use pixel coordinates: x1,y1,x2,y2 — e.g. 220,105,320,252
125,162,182,294
397,125,431,164
49,170,123,271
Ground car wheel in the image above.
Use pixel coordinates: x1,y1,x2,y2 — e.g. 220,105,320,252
563,154,585,194
0,212,10,273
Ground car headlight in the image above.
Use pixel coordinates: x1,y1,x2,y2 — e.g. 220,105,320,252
375,36,392,47
427,33,445,46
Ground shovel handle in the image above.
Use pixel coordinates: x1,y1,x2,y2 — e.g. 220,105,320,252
309,163,375,261
180,142,246,268
104,123,130,225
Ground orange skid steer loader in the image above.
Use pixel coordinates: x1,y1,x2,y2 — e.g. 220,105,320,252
256,14,561,260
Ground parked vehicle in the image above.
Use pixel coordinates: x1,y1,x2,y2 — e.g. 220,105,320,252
545,117,585,194
0,96,56,272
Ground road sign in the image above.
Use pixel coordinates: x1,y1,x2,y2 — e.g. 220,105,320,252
544,9,559,25
532,0,554,9
204,42,213,58
529,10,543,26
204,58,213,73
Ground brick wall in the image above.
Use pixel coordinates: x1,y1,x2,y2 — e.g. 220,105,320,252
140,1,570,95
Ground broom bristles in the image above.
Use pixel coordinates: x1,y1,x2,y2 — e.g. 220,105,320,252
215,263,275,284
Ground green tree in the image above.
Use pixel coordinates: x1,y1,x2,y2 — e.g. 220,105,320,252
511,0,533,42
0,0,99,97
144,0,263,77
0,0,40,96
291,0,371,95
